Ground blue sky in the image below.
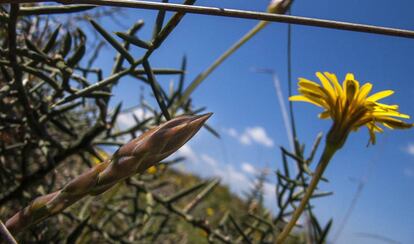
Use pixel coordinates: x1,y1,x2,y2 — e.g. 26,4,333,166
88,0,414,243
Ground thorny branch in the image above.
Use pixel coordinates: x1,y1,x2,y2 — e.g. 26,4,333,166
1,1,337,243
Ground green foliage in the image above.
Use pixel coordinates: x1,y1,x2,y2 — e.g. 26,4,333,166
0,2,333,243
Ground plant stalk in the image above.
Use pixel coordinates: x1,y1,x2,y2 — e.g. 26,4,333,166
177,20,269,109
0,220,17,244
276,144,337,244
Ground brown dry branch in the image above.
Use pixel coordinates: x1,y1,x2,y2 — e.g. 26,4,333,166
0,220,17,244
6,0,414,38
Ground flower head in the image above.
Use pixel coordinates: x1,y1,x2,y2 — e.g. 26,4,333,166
93,113,212,193
290,72,413,146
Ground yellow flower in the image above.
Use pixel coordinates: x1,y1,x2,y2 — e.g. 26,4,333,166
91,148,109,165
199,229,208,237
206,207,214,216
290,72,413,145
146,166,157,174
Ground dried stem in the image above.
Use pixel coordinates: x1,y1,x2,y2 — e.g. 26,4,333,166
176,0,292,112
0,220,17,244
9,0,414,38
276,144,337,243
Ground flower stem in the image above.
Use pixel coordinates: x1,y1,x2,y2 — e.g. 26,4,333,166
276,144,337,244
177,20,269,109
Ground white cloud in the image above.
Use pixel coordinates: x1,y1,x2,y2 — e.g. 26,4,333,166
117,107,152,128
405,144,414,156
171,149,277,210
245,127,274,147
227,128,238,137
263,182,275,197
217,165,276,204
176,144,198,164
240,134,252,145
175,151,252,196
201,154,218,167
216,164,251,196
241,162,257,175
225,127,274,148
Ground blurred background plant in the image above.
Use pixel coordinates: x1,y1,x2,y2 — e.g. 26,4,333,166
0,2,333,243
1,1,413,243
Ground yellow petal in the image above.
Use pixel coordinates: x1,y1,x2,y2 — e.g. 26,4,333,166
377,117,413,129
367,90,394,102
316,72,335,98
318,110,331,119
324,72,343,97
343,73,354,93
374,102,399,111
343,73,360,101
345,80,357,100
298,78,322,91
299,78,337,110
298,78,320,87
345,73,355,81
372,124,384,132
373,111,410,119
289,95,323,107
382,123,394,130
299,88,325,100
357,83,372,101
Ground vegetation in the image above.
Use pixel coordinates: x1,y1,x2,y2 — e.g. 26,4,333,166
5,1,411,243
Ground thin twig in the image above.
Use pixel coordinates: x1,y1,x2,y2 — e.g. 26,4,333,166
142,60,171,120
286,9,297,147
183,178,220,214
0,220,17,244
11,0,414,38
129,180,232,243
229,215,252,244
253,69,294,151
178,20,269,108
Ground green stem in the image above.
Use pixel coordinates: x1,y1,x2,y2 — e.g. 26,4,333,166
176,20,269,110
276,144,337,244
